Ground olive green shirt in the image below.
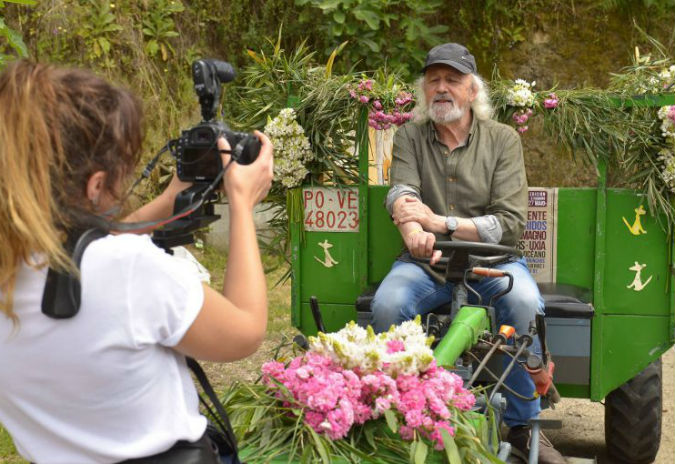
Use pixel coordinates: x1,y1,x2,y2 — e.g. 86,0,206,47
389,117,528,246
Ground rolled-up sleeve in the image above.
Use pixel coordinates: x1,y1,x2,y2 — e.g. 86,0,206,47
390,126,422,190
387,125,424,215
486,129,528,246
385,184,421,215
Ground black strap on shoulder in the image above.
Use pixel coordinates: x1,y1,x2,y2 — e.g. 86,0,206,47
186,357,241,462
41,228,108,319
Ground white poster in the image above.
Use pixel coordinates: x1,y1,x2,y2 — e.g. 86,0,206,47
517,188,558,283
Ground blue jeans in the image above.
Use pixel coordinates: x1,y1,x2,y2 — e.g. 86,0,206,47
371,258,544,427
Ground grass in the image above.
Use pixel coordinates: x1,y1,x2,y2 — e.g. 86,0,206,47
0,244,297,462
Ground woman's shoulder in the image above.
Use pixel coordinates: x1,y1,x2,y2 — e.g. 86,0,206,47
85,233,168,268
90,232,155,252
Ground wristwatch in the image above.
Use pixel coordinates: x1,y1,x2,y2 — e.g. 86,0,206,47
445,216,458,236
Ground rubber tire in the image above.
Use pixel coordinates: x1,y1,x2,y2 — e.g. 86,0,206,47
604,358,662,464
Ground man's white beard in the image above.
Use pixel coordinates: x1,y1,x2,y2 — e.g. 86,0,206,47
429,101,465,124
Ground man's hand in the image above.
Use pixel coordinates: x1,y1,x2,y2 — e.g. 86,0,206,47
404,228,442,265
393,196,446,233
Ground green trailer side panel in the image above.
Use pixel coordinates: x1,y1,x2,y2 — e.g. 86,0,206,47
603,190,671,316
555,188,597,289
595,314,671,400
554,384,590,399
298,231,364,305
367,186,402,285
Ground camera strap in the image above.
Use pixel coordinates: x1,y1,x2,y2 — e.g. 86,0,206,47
41,227,109,319
186,357,241,460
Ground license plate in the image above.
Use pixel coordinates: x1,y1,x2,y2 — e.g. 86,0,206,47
302,187,359,232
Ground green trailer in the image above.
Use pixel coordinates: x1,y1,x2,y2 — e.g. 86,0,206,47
289,96,675,463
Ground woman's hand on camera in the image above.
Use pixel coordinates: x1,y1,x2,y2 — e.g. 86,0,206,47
219,131,273,210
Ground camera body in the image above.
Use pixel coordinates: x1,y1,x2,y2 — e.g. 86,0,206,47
175,121,261,182
174,59,261,183
152,58,260,251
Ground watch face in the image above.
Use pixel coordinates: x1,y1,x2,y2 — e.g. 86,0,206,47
446,216,458,232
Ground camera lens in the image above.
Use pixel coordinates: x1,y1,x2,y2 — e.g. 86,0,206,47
233,135,261,165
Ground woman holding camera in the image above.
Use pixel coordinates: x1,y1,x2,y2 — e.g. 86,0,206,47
0,60,273,463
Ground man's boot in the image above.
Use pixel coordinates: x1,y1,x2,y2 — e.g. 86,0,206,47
507,425,566,464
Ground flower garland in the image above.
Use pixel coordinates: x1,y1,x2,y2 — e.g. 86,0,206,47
264,108,314,188
634,64,675,94
261,319,476,450
349,77,414,130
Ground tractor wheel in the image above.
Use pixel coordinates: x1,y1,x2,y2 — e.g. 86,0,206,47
604,358,662,464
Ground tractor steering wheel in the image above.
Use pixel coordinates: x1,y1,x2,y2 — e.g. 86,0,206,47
422,240,523,283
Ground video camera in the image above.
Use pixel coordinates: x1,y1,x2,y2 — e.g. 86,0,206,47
152,59,261,251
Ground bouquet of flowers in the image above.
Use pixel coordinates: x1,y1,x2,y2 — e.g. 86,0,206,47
220,319,502,463
264,108,314,188
349,77,415,130
262,320,475,449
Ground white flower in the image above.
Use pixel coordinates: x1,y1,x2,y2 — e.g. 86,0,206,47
658,148,675,193
308,318,434,377
506,79,535,107
264,108,314,188
657,106,675,141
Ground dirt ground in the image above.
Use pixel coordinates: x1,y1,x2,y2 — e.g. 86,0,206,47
540,347,674,464
208,340,674,463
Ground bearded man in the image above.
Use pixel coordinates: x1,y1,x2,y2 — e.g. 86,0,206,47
370,43,565,464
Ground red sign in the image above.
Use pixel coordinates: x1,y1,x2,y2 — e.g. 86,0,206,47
302,187,359,232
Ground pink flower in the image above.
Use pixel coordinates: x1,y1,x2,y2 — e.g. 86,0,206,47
372,100,383,110
399,389,426,412
668,106,675,123
386,339,405,353
357,79,374,91
544,93,559,109
261,335,478,449
261,361,285,381
512,111,529,125
395,91,413,106
359,95,370,104
517,125,529,133
404,409,425,428
399,425,415,441
349,89,357,99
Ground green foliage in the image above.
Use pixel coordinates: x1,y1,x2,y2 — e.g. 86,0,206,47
455,0,531,70
294,0,448,78
0,0,34,68
601,0,675,12
226,35,361,263
222,371,501,463
141,0,185,61
75,0,122,67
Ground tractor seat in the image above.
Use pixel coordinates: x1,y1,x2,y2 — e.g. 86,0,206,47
355,283,594,319
537,283,594,319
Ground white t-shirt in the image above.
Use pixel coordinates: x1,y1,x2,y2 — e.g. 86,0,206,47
0,234,207,463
